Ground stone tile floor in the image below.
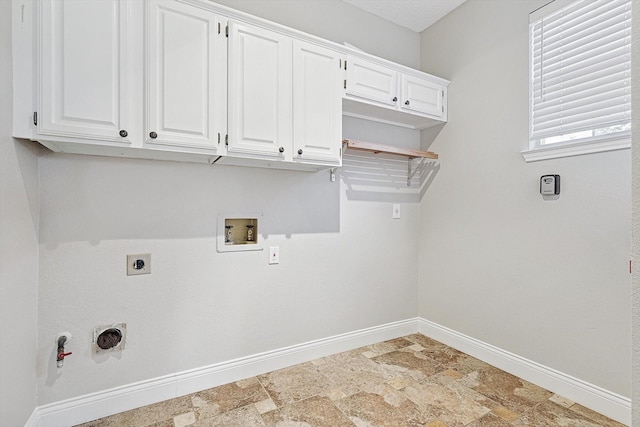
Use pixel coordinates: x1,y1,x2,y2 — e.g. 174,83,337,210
76,334,625,426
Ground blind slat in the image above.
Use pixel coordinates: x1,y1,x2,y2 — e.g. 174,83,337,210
535,23,629,67
533,62,630,99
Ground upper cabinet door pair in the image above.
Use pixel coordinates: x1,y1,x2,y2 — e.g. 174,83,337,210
345,56,446,121
227,23,343,165
39,0,225,153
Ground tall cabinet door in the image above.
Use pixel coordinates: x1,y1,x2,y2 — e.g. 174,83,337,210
39,0,132,143
292,41,343,166
228,22,292,160
146,0,225,152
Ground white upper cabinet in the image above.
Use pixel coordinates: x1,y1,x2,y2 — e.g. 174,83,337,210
38,0,132,143
146,0,226,153
343,55,448,129
345,57,399,107
292,41,343,165
15,0,448,167
401,74,446,119
224,25,343,168
227,21,293,160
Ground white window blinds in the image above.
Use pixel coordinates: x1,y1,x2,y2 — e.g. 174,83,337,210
530,0,631,147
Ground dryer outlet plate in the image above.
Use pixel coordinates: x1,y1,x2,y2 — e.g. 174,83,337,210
127,253,151,275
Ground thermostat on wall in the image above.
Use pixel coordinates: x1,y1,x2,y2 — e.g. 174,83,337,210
540,175,560,195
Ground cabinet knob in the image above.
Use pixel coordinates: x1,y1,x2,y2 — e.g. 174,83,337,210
392,97,398,102
404,100,410,105
279,147,284,153
149,131,158,139
119,130,128,137
298,149,303,155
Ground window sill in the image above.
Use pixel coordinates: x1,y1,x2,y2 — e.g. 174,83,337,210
521,137,631,162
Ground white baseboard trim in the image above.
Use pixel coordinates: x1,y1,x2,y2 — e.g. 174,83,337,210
23,410,39,427
418,318,631,426
27,317,631,427
30,318,419,427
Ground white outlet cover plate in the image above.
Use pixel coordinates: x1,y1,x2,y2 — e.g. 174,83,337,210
269,246,279,264
393,204,401,219
127,253,151,275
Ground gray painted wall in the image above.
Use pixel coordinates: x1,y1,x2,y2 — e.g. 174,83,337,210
0,2,40,426
34,0,423,405
419,0,632,397
212,0,420,69
631,0,639,424
3,0,635,422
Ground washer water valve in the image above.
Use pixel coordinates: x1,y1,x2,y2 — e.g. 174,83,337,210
56,332,73,368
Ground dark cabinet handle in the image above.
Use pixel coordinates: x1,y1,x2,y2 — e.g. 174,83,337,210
404,100,410,106
119,130,128,137
279,147,284,153
392,97,398,102
298,149,303,155
149,132,158,139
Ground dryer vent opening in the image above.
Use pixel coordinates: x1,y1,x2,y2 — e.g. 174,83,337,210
97,328,122,349
94,323,127,353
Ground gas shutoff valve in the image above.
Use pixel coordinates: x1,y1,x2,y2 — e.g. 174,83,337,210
56,332,73,368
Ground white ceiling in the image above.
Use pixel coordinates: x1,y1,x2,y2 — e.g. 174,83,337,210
342,0,467,33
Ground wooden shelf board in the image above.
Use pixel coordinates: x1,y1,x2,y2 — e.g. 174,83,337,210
343,139,438,160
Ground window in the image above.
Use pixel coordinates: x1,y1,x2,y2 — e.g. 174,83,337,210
524,0,631,161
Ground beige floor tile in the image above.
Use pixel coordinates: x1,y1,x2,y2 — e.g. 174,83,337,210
569,403,628,427
407,343,425,352
388,377,410,390
254,397,277,414
466,412,512,427
261,395,355,427
74,335,623,427
439,369,464,380
361,350,377,358
336,389,430,427
404,333,446,348
401,381,491,427
235,377,260,388
548,393,575,408
434,376,502,412
191,379,269,416
315,350,389,397
258,362,333,406
193,404,266,427
422,346,492,376
511,400,624,427
491,405,520,422
173,411,196,427
457,366,553,413
75,396,193,427
372,349,441,379
326,387,348,401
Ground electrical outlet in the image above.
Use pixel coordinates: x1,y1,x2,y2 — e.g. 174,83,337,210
127,254,151,275
269,246,279,264
393,204,401,219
